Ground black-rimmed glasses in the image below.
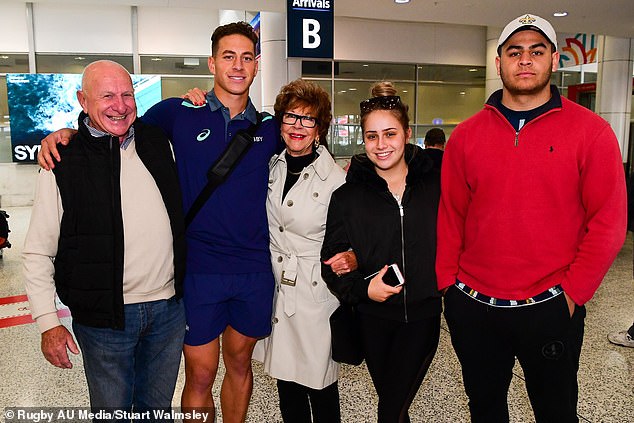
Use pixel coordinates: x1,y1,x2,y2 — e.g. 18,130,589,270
281,112,317,128
359,95,402,114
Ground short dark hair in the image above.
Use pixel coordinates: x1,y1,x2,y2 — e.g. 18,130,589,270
274,79,332,149
424,128,446,148
211,21,258,57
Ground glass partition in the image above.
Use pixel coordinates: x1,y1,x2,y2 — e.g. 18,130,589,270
0,54,29,73
336,61,416,81
416,64,486,145
141,55,210,76
331,80,415,157
304,60,487,157
35,54,133,74
160,76,213,100
0,76,11,162
0,54,30,162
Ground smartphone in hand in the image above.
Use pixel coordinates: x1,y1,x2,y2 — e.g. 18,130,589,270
382,264,405,287
365,264,405,287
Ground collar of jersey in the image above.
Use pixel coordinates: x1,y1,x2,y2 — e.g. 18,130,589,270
206,89,258,125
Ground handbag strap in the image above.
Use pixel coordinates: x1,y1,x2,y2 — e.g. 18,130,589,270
185,112,264,227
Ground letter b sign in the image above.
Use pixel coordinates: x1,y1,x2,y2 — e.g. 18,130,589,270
287,0,333,58
303,19,321,49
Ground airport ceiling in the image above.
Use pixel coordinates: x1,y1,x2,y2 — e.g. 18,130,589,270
13,0,634,39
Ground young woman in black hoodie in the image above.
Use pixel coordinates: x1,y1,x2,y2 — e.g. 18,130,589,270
321,82,441,423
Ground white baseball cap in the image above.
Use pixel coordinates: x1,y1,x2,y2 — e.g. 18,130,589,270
497,14,557,53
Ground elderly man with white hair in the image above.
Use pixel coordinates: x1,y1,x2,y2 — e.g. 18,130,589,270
23,60,186,418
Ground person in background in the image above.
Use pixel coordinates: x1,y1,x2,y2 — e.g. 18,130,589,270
421,127,445,170
321,81,441,423
23,60,186,417
437,13,627,423
607,174,634,349
0,209,10,258
608,323,634,347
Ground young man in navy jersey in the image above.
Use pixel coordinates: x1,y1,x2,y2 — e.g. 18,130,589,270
437,14,626,423
39,22,280,423
143,22,281,423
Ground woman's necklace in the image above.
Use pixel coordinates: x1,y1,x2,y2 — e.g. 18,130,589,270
286,150,317,176
379,163,408,202
388,177,406,201
391,186,405,202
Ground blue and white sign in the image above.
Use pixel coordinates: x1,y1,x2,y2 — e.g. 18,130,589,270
287,0,334,59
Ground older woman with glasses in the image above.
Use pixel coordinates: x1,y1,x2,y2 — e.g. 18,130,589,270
250,79,350,423
321,81,442,423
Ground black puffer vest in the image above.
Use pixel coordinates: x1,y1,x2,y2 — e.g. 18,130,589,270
52,112,185,329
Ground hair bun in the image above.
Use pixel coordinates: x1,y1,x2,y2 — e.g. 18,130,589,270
370,81,397,98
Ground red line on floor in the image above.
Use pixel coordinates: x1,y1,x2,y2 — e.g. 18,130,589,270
0,315,35,327
0,308,71,329
0,294,28,305
0,295,71,329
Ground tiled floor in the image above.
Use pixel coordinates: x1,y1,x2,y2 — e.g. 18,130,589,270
1,205,632,422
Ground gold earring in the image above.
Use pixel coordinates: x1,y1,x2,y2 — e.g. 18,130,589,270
314,137,320,148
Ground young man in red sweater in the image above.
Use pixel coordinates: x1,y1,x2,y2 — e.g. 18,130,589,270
436,13,627,423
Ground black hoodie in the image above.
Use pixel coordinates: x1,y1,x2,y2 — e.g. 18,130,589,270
321,144,442,322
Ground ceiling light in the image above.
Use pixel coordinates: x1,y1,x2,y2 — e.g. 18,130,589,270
402,90,408,93
362,64,369,67
0,55,9,59
74,56,85,60
348,88,357,91
151,57,162,61
553,11,568,17
468,68,478,72
395,0,410,3
459,91,466,95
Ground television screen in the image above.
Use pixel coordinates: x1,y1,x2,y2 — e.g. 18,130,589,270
7,73,162,162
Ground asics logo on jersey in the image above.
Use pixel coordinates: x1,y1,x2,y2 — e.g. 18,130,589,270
197,129,211,141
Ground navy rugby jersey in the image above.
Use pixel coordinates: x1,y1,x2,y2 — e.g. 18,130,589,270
142,95,282,274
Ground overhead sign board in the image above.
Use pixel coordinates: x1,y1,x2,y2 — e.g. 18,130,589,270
287,0,334,59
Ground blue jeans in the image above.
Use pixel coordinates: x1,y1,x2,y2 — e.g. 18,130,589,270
73,297,185,421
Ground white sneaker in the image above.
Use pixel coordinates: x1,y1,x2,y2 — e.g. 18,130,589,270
608,330,634,348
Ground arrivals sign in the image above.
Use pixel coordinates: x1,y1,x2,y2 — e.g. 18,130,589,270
287,0,334,59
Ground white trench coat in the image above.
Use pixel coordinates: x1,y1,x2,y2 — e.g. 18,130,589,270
253,145,346,389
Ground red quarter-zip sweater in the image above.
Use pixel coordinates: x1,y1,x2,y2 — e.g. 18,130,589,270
436,88,626,305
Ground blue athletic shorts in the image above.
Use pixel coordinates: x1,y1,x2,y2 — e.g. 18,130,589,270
183,272,275,346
